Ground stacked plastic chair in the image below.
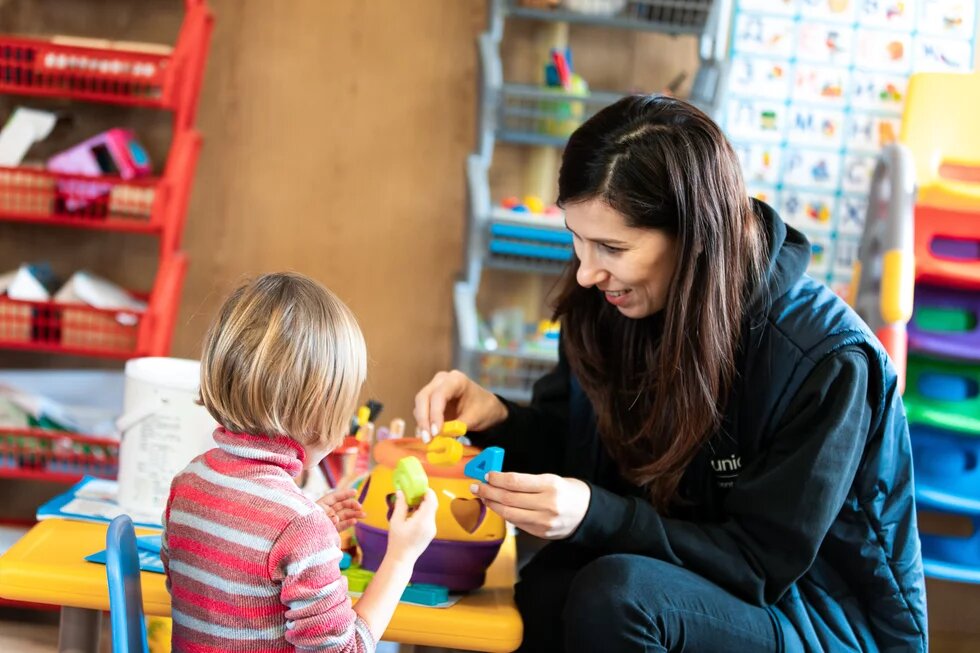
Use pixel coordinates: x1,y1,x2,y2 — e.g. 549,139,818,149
853,72,980,584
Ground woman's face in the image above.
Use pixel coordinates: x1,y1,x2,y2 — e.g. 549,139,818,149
565,199,678,319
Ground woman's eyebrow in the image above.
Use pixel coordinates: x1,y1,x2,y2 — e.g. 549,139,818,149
564,222,629,246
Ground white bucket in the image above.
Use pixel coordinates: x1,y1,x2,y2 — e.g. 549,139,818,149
116,357,218,520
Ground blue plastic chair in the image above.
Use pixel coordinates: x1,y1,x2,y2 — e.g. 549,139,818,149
911,425,980,583
105,515,149,653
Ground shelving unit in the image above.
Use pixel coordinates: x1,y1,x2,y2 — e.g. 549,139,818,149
466,154,571,277
0,1,210,361
0,0,213,488
456,0,730,402
504,0,715,32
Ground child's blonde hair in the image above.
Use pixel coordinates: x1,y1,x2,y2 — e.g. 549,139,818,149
199,272,366,449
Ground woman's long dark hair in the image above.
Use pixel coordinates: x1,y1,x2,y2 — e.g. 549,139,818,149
555,95,768,511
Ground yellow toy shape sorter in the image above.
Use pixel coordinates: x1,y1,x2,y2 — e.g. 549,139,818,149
354,438,506,591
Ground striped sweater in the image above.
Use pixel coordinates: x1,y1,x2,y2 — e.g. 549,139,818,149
161,428,374,652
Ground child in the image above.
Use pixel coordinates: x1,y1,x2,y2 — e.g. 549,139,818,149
161,272,437,652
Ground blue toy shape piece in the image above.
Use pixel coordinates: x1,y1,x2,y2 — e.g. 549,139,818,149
465,447,505,481
340,552,352,570
401,583,450,606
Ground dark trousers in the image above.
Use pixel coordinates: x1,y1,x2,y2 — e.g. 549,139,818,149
514,543,801,653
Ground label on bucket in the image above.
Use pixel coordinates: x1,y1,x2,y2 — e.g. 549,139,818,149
117,358,217,518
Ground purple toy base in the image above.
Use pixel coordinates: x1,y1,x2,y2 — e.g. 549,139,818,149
355,522,503,592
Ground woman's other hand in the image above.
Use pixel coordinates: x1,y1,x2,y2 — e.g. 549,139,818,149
471,472,591,540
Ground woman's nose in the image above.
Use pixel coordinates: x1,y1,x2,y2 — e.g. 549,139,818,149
576,254,608,288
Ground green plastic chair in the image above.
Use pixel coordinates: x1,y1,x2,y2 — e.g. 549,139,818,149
904,353,980,436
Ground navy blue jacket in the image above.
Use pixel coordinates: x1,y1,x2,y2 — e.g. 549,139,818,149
472,202,928,652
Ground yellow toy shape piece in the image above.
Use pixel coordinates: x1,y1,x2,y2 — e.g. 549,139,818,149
438,420,468,437
427,436,463,465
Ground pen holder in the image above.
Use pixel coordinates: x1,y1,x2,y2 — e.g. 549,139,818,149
539,74,590,139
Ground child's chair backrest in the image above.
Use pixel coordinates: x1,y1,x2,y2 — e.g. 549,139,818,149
106,515,150,653
901,72,980,211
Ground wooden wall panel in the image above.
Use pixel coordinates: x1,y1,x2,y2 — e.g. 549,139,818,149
173,1,487,422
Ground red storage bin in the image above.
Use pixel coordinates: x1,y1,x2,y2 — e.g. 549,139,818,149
0,130,201,250
0,253,187,358
0,0,213,131
0,426,119,483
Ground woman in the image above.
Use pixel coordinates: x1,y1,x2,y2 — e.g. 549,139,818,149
415,96,926,652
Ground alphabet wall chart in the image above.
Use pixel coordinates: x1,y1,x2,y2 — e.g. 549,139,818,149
722,0,977,296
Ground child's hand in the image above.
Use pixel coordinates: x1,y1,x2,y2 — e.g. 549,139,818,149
316,488,366,532
385,489,438,565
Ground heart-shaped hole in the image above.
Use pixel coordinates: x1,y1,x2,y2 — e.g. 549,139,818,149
451,498,487,534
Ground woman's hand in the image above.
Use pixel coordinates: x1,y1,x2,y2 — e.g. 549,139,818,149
414,370,509,439
471,472,591,540
316,488,366,532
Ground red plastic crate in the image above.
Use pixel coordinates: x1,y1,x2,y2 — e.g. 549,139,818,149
0,252,187,358
0,0,213,131
0,130,201,250
320,436,371,488
915,204,980,290
0,426,118,483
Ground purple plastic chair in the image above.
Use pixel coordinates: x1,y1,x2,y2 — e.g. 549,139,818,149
908,284,980,362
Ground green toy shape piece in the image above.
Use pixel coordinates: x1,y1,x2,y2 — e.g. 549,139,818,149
342,567,375,593
393,456,429,507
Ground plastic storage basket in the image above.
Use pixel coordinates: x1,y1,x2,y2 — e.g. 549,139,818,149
0,0,212,130
0,426,118,483
0,253,187,358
